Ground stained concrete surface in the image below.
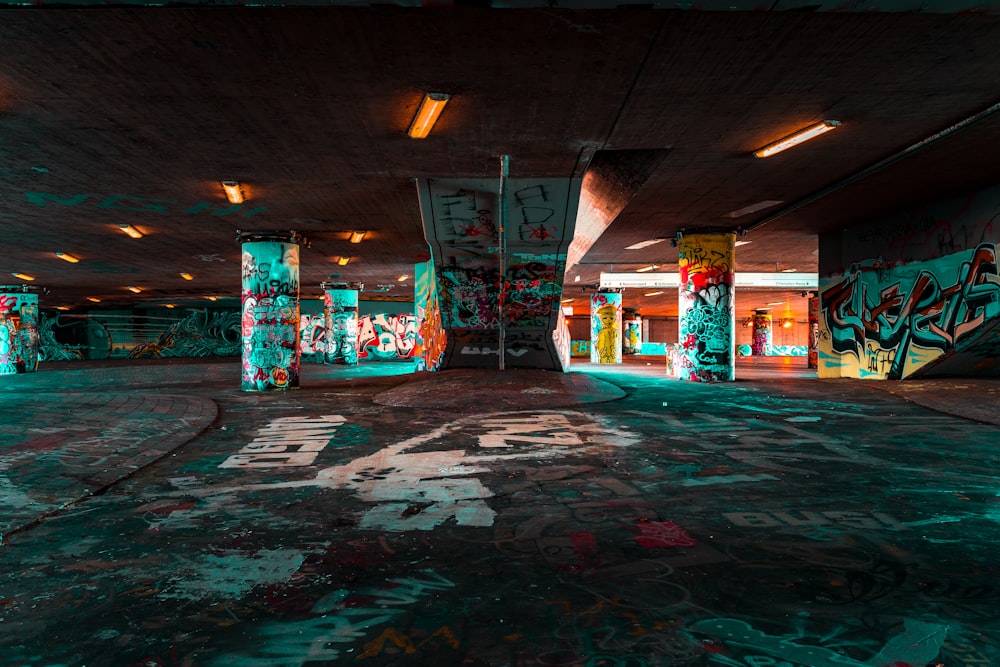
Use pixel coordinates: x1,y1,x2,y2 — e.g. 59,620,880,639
1,356,998,666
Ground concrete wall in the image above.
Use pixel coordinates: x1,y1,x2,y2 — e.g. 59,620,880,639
818,184,1000,379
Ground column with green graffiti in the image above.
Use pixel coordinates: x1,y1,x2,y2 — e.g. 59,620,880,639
0,286,40,375
677,232,736,381
322,282,359,365
239,231,303,391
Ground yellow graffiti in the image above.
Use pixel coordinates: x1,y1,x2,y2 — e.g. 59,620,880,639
677,233,735,275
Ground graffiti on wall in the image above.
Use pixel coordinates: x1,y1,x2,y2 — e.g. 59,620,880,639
357,314,418,360
677,233,735,381
241,240,300,391
129,310,241,359
820,241,1000,379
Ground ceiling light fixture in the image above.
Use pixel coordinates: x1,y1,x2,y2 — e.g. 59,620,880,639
55,252,80,263
179,272,194,280
206,295,218,301
723,200,784,218
220,180,245,204
766,301,785,306
87,296,101,303
408,92,450,139
643,290,665,297
625,238,666,250
118,224,144,239
165,304,176,309
12,272,35,281
349,231,367,244
753,120,840,158
735,240,752,247
126,286,142,293
636,265,660,273
397,274,409,282
337,256,351,266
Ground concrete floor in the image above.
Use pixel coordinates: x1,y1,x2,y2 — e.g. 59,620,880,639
1,356,998,666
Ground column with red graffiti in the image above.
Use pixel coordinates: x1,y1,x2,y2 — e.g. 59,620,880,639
677,232,736,381
0,287,40,375
239,231,303,391
751,309,772,356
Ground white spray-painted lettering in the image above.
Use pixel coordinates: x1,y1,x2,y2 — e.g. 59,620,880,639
219,414,346,468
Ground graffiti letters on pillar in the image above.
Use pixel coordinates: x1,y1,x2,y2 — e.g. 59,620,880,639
808,296,820,369
751,313,771,356
435,189,497,243
358,314,418,360
439,262,501,329
241,242,300,391
513,184,559,242
0,293,39,374
678,233,735,381
503,258,562,328
821,242,1000,379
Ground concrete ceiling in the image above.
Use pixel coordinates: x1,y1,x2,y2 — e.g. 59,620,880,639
3,6,1000,324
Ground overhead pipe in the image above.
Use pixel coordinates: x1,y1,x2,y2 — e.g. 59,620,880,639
743,98,1000,233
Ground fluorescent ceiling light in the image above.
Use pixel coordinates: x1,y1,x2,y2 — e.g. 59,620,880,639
118,224,143,239
397,274,409,282
643,290,665,297
408,92,450,139
753,121,840,158
55,252,80,263
87,296,101,303
735,240,752,247
220,180,245,204
12,272,35,281
165,304,176,309
349,231,367,244
723,200,784,218
179,272,194,281
635,264,660,273
206,296,218,301
625,238,666,250
127,286,143,293
766,301,785,306
337,256,351,266
781,268,798,273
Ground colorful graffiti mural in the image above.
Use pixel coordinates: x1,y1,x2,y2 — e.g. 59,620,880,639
415,259,446,372
820,241,1000,379
590,292,622,364
417,176,580,370
623,315,642,354
240,236,301,391
0,290,39,374
677,232,736,381
751,309,772,356
323,287,359,365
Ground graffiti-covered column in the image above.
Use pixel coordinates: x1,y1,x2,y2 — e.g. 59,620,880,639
590,292,622,364
0,285,40,375
807,293,819,369
751,309,772,356
623,310,642,355
677,232,736,381
239,231,304,391
322,282,359,365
